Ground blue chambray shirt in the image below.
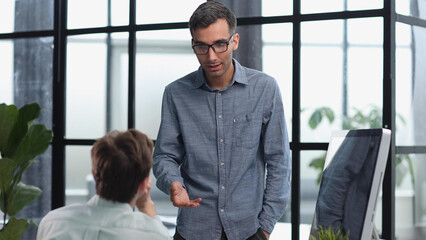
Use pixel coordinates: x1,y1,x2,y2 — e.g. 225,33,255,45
153,59,291,240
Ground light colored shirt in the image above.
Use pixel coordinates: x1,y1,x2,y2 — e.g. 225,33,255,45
153,59,291,240
37,195,171,240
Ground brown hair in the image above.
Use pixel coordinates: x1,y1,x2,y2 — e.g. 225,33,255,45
91,129,153,203
189,1,237,37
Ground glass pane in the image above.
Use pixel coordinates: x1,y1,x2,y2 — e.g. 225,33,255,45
301,0,344,14
395,154,425,240
0,40,13,104
412,25,426,145
347,0,382,11
0,1,15,33
301,18,383,142
396,0,411,15
262,23,293,139
0,0,53,32
66,34,107,139
111,0,129,26
108,33,129,133
135,29,199,140
68,0,108,29
262,0,293,16
413,154,426,225
302,20,344,44
347,17,383,45
68,0,128,28
301,20,344,142
66,33,128,139
346,46,383,120
301,151,323,225
397,0,426,20
396,23,414,146
136,0,204,24
302,0,382,13
65,146,92,205
136,1,293,23
346,19,383,130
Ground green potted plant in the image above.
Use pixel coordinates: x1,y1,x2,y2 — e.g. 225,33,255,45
0,102,53,240
310,225,350,240
306,105,414,187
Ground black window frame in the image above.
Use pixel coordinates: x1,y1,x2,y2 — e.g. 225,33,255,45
2,0,426,239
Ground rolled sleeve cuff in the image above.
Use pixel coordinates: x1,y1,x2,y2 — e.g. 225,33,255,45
258,213,277,234
164,178,185,195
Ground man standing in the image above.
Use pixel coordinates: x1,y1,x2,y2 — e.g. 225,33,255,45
153,1,291,240
37,129,170,240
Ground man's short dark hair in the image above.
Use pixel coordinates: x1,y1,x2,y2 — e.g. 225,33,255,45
91,129,153,203
189,1,237,37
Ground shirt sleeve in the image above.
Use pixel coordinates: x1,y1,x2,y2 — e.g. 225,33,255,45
153,87,186,195
258,79,292,233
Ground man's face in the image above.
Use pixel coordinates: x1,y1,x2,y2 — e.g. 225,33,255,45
192,18,239,84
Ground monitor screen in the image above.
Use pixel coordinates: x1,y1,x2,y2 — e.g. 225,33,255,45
309,129,391,240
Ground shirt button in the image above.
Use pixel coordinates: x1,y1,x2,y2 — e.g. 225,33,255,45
221,162,224,166
220,208,224,212
221,186,225,190
218,114,222,119
219,138,224,143
218,92,222,96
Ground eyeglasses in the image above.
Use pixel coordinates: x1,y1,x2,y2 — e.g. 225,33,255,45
192,34,234,55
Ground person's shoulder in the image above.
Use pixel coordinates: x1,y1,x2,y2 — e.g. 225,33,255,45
41,203,88,222
38,203,93,232
165,70,199,92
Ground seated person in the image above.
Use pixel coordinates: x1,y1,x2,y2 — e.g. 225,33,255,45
37,129,170,240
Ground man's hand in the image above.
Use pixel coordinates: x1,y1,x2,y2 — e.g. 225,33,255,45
262,229,270,240
170,181,202,207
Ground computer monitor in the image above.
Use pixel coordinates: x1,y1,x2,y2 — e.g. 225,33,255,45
309,128,391,240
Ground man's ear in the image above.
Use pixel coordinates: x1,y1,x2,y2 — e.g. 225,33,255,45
139,177,149,190
232,33,240,51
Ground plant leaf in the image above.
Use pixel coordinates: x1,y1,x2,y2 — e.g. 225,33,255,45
0,216,29,240
323,107,335,123
0,158,18,194
13,160,38,188
3,103,41,158
405,155,415,186
309,110,323,129
315,225,349,240
0,104,19,156
12,124,52,167
6,183,42,216
309,155,326,170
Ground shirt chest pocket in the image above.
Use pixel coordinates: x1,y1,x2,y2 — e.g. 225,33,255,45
233,114,261,150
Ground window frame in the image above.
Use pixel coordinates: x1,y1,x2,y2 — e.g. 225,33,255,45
2,0,426,239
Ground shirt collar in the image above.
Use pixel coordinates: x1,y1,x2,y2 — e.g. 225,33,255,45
87,195,133,212
193,59,248,90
